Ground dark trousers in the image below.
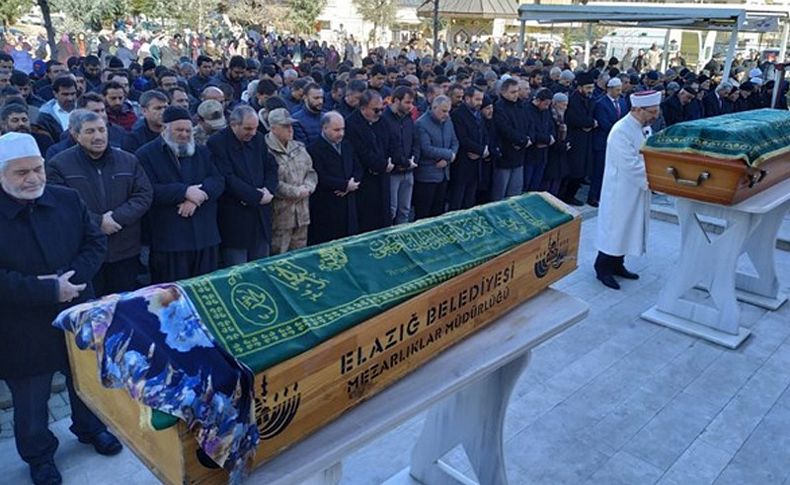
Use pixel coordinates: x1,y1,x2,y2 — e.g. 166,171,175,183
448,176,477,211
594,251,626,277
523,159,548,193
150,245,219,284
413,180,448,220
589,149,606,202
5,372,105,466
93,256,140,296
561,177,583,202
221,238,270,268
542,178,562,198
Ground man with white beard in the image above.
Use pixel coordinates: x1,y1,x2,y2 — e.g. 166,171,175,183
135,106,225,283
0,132,120,485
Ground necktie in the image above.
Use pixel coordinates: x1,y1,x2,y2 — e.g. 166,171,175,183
614,100,621,118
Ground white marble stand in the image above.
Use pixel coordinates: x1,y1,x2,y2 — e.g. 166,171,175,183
642,179,790,349
247,289,588,485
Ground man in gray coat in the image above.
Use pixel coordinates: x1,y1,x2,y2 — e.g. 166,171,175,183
414,95,458,220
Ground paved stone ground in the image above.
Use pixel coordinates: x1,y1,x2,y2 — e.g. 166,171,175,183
0,201,788,485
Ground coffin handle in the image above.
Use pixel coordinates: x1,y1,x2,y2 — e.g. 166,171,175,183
666,166,710,187
747,169,767,188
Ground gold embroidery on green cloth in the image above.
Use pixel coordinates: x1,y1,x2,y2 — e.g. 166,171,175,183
180,193,572,373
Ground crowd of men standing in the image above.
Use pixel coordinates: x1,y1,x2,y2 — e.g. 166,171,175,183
0,47,782,293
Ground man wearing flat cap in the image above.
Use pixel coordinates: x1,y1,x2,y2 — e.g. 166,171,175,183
0,132,122,485
594,90,661,290
135,106,225,283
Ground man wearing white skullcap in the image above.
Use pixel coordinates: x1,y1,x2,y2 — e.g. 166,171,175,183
0,132,122,485
589,76,628,207
593,90,661,290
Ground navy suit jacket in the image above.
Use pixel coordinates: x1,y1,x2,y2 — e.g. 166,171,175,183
592,95,628,151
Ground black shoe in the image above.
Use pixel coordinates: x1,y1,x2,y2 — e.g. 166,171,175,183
78,430,123,456
30,461,62,485
586,198,599,207
614,266,639,280
597,274,621,290
564,197,585,207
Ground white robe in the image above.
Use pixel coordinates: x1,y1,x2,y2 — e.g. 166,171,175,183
596,114,652,256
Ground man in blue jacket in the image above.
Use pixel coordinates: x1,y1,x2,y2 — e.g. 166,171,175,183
0,132,121,485
589,77,627,207
135,106,225,283
292,83,324,147
414,95,458,219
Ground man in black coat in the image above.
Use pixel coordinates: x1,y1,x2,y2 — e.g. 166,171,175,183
524,88,556,192
703,83,734,118
491,78,531,201
135,107,225,283
449,86,487,210
345,90,395,233
661,85,696,126
562,72,597,206
0,132,121,485
307,111,363,245
47,110,153,296
122,90,169,154
208,105,278,265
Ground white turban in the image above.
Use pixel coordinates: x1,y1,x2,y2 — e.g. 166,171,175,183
607,78,622,88
0,132,42,169
630,90,661,108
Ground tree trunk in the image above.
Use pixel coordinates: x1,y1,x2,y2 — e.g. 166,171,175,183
37,0,57,60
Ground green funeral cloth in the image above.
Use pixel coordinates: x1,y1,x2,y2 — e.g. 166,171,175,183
151,194,571,431
645,108,790,168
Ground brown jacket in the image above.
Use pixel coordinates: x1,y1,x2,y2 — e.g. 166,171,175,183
265,132,318,230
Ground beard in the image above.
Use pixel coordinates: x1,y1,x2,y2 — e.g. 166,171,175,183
12,125,31,134
1,178,45,201
163,130,195,158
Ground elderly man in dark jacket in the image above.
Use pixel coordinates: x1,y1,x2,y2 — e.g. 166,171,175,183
292,82,324,147
345,90,395,232
562,72,597,206
136,106,225,283
307,111,363,244
492,78,531,201
208,105,278,264
0,132,121,485
449,86,487,210
48,110,153,295
524,88,556,192
414,95,459,219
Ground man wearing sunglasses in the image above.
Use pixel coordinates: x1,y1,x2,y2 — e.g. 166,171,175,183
344,89,395,233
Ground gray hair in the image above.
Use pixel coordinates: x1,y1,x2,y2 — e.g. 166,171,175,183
552,92,569,103
229,104,258,125
321,111,344,128
283,69,298,80
716,82,733,94
68,109,104,133
431,95,451,109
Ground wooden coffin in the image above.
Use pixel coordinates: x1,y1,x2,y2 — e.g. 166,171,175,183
66,198,581,485
641,109,790,205
642,148,790,205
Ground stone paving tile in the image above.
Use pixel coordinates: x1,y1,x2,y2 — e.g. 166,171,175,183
657,440,734,485
585,450,663,485
682,353,764,411
713,393,790,485
622,391,724,471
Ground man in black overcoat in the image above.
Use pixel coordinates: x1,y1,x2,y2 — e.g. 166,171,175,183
306,111,363,245
449,86,487,211
207,105,278,265
344,90,395,233
135,107,225,283
562,72,597,206
0,132,122,485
